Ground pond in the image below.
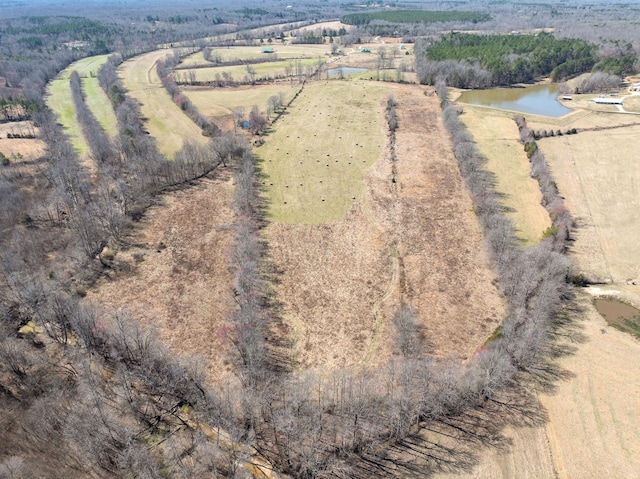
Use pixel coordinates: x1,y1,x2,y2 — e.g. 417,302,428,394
326,67,368,77
458,84,573,117
594,297,640,339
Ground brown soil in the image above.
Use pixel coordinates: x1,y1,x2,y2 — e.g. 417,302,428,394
86,172,236,383
266,84,504,372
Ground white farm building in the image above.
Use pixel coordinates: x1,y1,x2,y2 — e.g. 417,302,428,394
592,96,623,105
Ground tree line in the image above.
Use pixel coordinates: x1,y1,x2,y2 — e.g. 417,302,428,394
418,32,600,87
156,52,220,137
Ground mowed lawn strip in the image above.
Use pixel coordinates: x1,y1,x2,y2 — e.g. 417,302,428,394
184,84,299,118
460,106,551,245
83,76,118,138
119,49,206,158
258,80,390,223
46,54,117,154
46,73,89,154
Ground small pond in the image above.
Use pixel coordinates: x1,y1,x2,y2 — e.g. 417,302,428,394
594,297,640,339
458,84,573,118
326,67,368,77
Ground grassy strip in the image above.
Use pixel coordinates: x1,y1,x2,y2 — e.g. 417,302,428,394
460,107,551,245
46,55,116,154
177,58,321,83
258,80,390,223
82,76,118,138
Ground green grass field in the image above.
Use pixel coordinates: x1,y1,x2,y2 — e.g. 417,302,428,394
46,73,89,154
178,58,322,84
119,49,207,158
257,80,390,223
184,84,299,118
459,106,551,245
178,44,329,67
46,54,118,154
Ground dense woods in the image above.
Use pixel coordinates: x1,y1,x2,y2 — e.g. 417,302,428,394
418,32,598,87
341,10,490,26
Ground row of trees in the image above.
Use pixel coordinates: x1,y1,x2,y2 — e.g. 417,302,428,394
156,53,220,137
514,115,573,246
69,71,114,164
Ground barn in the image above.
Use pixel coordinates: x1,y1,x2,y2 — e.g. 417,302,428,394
592,96,623,105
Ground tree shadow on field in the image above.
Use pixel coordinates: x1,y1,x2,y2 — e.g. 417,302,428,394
253,161,294,375
347,383,551,478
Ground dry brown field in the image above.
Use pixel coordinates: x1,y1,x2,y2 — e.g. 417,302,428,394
0,121,44,161
441,90,640,479
264,82,504,370
119,49,207,158
86,173,236,383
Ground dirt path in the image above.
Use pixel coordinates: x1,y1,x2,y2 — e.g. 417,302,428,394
119,49,206,158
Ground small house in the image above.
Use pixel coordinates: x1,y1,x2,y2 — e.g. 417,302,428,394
359,47,371,53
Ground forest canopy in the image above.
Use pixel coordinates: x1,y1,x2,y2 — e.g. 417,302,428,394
419,32,598,87
341,10,491,26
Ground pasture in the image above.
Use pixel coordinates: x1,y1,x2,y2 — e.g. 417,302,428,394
178,44,330,67
46,54,118,156
177,58,322,84
0,121,44,161
119,49,207,158
183,84,298,118
459,105,551,245
264,83,504,369
536,117,640,285
441,97,640,478
258,80,389,223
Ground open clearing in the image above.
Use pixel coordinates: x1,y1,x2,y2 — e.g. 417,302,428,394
259,80,389,223
179,44,331,67
46,54,117,155
0,121,44,161
183,83,299,125
535,117,640,284
119,49,206,157
86,172,236,383
458,105,551,245
439,98,640,478
264,82,503,370
178,58,321,83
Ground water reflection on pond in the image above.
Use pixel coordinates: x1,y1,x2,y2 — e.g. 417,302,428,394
326,67,368,77
594,297,640,339
458,84,573,117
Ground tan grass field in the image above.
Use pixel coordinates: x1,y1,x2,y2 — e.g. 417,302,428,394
459,106,551,245
431,292,640,479
537,119,640,284
179,44,330,67
119,49,207,157
86,173,236,383
178,58,321,83
439,93,640,479
264,82,504,370
183,84,299,119
0,121,44,161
